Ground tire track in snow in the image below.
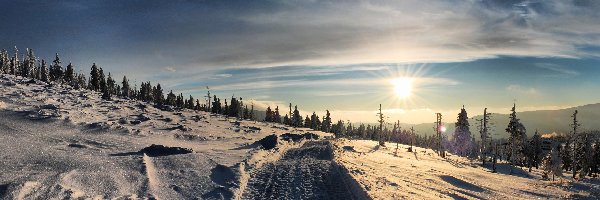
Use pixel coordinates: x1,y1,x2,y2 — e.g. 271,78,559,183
142,154,159,199
241,141,370,200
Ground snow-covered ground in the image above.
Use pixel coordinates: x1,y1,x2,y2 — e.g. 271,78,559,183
1,74,599,199
0,74,341,199
333,139,600,199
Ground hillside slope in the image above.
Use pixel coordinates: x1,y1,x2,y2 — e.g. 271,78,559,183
333,139,600,199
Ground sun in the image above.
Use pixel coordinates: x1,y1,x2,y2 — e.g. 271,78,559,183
392,77,413,98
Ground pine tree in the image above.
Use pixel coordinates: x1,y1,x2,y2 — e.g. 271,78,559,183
292,105,301,127
106,73,116,95
274,106,281,123
542,146,563,181
187,95,194,109
561,141,573,172
90,63,100,91
283,115,290,125
250,104,254,120
526,130,543,172
121,76,130,97
20,48,35,78
99,68,107,94
0,49,8,74
50,53,63,82
153,83,164,105
265,106,273,122
64,62,75,84
322,110,332,132
506,103,527,174
570,110,582,179
451,106,472,157
304,115,311,128
40,60,49,83
166,90,176,106
310,112,318,130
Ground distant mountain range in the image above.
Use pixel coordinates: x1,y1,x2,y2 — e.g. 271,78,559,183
406,103,600,139
252,103,600,140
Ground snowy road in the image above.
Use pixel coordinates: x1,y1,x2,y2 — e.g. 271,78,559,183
242,141,370,200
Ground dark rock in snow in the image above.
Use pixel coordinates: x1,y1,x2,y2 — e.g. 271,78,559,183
137,113,151,121
140,144,193,157
303,132,319,140
118,118,129,124
258,134,278,150
68,143,87,148
280,133,304,142
154,104,175,112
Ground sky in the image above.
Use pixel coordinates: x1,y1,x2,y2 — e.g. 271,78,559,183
1,0,600,124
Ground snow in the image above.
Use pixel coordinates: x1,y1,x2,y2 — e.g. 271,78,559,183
333,139,600,199
0,74,335,199
1,74,599,199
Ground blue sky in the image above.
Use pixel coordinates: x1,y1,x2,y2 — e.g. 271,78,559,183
1,0,600,123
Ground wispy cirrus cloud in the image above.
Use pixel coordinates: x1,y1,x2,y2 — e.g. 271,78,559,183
506,84,539,95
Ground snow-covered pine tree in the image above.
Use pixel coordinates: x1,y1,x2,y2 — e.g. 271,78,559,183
570,110,581,179
561,140,573,172
591,140,600,177
451,106,472,157
64,63,74,85
0,49,8,74
106,73,116,96
20,48,35,78
542,145,563,181
40,60,49,83
50,53,63,83
506,103,527,174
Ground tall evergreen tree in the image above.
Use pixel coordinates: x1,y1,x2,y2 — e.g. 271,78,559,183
50,53,63,82
451,106,472,157
292,105,301,127
121,76,130,97
527,130,543,172
106,73,116,95
265,106,273,122
99,68,107,94
90,63,100,91
321,110,332,132
166,90,176,106
40,60,49,83
274,106,281,123
64,62,75,84
506,103,527,174
153,83,164,105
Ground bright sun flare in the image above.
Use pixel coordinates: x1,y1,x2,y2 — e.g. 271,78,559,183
392,77,413,98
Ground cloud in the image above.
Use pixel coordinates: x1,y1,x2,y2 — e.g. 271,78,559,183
3,0,599,84
506,84,539,94
535,63,579,77
164,67,176,72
